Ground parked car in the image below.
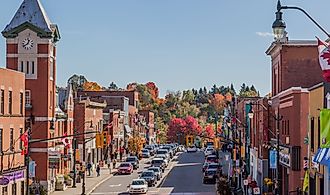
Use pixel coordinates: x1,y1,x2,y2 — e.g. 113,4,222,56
156,149,170,160
140,170,156,187
203,168,218,184
151,158,166,172
205,155,218,163
187,145,198,153
128,179,148,194
145,145,155,156
148,167,162,180
117,162,133,175
126,156,140,169
207,163,221,173
204,147,214,156
141,149,151,158
154,154,169,167
202,162,209,172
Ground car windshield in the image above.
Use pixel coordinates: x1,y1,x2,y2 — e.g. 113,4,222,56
206,170,217,175
142,150,148,153
132,180,145,185
142,172,154,177
120,163,130,167
149,168,159,172
152,160,162,164
207,156,217,161
208,165,218,169
126,157,136,162
157,150,167,154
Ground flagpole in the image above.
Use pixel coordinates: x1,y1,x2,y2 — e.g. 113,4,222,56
25,126,31,195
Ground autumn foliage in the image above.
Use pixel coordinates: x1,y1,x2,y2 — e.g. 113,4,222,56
83,82,102,91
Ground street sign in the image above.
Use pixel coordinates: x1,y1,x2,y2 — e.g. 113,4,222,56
243,179,248,186
236,160,239,167
253,187,261,194
0,177,9,186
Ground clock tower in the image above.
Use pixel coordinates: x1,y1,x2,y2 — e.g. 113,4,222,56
2,0,60,189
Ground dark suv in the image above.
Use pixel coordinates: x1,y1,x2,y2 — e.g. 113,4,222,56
140,170,156,187
126,156,139,169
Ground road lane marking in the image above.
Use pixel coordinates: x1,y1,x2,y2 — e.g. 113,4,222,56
109,184,121,187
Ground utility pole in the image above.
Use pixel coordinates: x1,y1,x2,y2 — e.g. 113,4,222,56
81,132,86,195
275,114,283,195
25,126,31,195
72,129,77,188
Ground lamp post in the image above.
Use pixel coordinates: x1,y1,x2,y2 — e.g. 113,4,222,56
272,0,330,40
81,120,93,195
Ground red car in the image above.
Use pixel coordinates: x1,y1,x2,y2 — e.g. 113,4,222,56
117,162,133,175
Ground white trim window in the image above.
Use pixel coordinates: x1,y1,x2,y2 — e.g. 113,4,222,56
25,90,31,107
50,59,54,81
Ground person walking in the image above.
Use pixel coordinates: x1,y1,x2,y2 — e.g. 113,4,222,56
96,164,100,177
87,162,92,176
112,158,117,169
107,160,111,174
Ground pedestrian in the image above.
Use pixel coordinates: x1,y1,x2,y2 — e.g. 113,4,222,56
96,164,100,177
112,158,117,169
87,162,92,176
120,152,123,161
107,160,111,174
114,151,118,160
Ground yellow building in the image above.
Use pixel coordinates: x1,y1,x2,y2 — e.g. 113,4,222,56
308,82,326,194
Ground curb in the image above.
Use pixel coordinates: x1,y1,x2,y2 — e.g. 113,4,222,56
87,173,113,195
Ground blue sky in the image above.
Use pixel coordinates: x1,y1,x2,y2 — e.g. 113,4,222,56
1,0,330,97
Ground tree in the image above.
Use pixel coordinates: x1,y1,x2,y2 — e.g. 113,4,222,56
167,118,186,142
155,117,168,144
83,82,102,91
145,82,159,100
209,94,226,114
205,124,215,138
109,82,118,90
184,116,202,136
182,90,195,104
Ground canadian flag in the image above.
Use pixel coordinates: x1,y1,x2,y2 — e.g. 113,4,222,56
20,132,28,155
107,122,113,129
317,37,330,82
61,133,71,148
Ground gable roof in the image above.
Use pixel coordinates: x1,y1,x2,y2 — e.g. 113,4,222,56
2,0,60,41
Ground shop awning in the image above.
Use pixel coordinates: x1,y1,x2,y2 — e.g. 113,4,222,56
124,125,132,134
313,148,330,166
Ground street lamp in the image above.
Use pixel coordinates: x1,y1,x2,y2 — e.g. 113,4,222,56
272,0,330,40
81,120,93,195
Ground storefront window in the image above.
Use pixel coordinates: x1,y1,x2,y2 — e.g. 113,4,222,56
12,183,16,195
21,181,24,195
2,186,7,195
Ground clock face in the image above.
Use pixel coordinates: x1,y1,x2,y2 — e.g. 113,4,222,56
22,38,34,50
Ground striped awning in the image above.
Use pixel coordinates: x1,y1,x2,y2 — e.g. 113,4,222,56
313,148,330,166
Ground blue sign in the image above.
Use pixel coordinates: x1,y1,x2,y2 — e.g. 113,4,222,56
270,150,277,169
29,161,36,178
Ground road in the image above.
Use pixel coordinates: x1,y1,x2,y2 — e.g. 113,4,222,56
91,150,216,195
159,150,216,194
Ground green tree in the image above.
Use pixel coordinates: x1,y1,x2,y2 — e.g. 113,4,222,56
109,82,118,90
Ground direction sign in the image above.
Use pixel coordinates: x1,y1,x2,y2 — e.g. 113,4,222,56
243,179,248,186
0,177,9,186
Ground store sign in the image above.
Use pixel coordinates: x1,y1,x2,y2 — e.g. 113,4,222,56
3,170,24,182
0,177,9,186
269,150,277,169
29,161,36,178
48,149,61,163
279,146,291,167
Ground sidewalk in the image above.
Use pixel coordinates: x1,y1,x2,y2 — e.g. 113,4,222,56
52,167,114,195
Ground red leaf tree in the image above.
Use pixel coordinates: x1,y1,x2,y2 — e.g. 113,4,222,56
184,116,202,136
167,118,186,141
205,124,215,139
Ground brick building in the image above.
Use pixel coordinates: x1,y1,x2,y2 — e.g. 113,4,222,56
139,110,155,145
2,0,60,191
266,39,324,194
0,68,26,195
74,98,106,167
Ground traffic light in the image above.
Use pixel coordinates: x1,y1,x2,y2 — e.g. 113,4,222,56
102,131,109,147
96,133,102,148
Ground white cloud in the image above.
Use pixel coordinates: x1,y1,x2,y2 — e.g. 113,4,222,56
256,32,273,37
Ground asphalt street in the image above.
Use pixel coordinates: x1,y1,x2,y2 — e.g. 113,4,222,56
159,150,216,195
91,150,216,195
